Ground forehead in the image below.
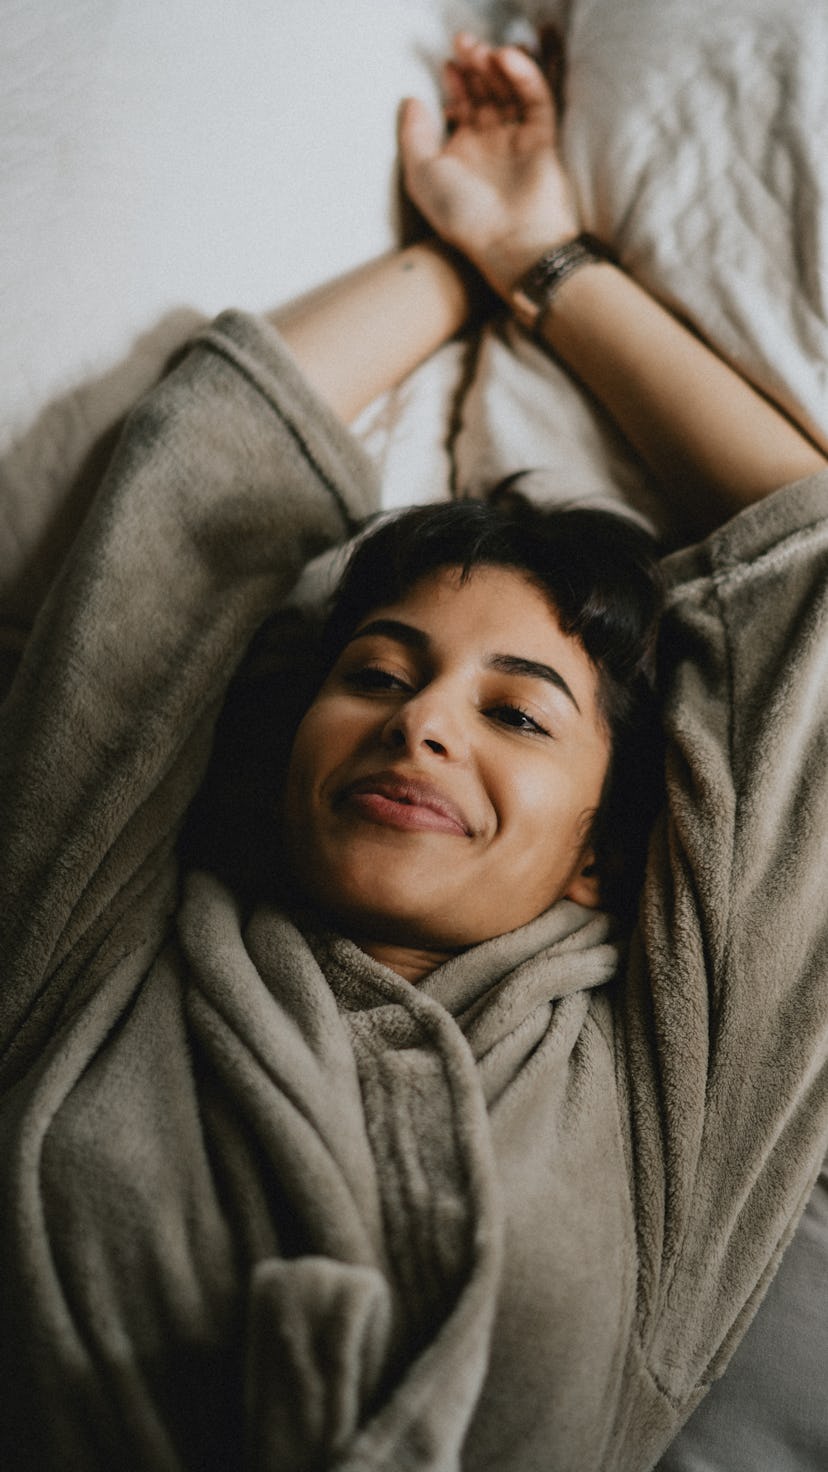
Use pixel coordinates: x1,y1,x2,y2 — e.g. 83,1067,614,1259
354,564,602,705
356,564,562,645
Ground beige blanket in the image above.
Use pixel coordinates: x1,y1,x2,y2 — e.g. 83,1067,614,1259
1,312,826,1471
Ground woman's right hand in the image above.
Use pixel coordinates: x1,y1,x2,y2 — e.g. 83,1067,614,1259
398,33,581,299
400,33,827,523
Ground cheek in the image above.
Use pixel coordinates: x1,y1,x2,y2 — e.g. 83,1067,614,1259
283,703,330,832
495,758,573,825
494,747,608,853
285,695,377,812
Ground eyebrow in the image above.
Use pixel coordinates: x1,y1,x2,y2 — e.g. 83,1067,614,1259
346,619,581,713
487,653,581,713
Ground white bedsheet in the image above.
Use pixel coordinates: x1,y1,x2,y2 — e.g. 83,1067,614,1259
4,0,828,616
0,0,477,618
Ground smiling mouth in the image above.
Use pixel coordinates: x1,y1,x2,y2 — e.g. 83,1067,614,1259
337,773,471,837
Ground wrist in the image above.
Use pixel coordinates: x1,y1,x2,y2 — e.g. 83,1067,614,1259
474,227,582,302
506,234,614,332
404,238,490,327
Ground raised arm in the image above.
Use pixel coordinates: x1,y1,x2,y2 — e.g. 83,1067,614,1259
269,239,477,423
399,34,827,525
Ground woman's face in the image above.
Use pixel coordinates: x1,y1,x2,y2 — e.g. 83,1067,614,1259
283,565,611,952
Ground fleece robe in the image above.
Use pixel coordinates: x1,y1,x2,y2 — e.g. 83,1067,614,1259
0,312,826,1472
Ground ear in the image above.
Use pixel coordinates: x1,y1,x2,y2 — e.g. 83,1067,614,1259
563,852,602,909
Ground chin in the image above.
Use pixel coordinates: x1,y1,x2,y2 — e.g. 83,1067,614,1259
296,862,460,950
317,886,442,947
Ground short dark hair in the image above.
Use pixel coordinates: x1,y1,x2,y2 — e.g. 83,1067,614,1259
318,488,664,916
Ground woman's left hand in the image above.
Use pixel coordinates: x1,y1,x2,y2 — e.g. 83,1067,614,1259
399,33,580,299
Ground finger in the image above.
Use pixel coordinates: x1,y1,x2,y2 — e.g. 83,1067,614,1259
479,45,515,106
492,44,556,126
442,59,473,128
453,30,481,60
488,49,529,117
450,34,489,107
453,35,516,121
458,61,490,110
397,96,443,170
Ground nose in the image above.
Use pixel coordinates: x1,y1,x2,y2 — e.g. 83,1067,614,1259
381,684,467,761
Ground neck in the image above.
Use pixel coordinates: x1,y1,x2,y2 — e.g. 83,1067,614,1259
356,937,457,985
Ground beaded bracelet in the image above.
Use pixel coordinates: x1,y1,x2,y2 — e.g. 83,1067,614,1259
510,233,613,333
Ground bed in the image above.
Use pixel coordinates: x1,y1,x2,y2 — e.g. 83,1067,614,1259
1,0,826,1466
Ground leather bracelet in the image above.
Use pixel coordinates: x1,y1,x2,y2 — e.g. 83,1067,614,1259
510,233,613,333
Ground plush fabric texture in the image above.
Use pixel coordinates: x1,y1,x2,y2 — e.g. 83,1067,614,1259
1,312,827,1472
658,1155,828,1472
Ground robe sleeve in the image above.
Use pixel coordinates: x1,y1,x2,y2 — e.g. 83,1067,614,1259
620,470,828,1399
0,311,378,1080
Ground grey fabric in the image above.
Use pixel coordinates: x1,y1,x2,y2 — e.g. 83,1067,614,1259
1,312,826,1471
656,1154,828,1472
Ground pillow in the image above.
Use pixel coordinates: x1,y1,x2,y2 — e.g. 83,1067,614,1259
435,0,828,535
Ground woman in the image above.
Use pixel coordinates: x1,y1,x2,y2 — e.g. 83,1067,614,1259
1,33,826,1472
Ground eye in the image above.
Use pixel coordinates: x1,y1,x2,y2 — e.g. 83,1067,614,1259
487,702,552,737
342,665,413,694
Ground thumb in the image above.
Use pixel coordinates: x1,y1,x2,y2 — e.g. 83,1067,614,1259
397,96,443,171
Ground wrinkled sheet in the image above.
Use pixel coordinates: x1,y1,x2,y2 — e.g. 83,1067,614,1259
362,0,828,538
4,0,828,623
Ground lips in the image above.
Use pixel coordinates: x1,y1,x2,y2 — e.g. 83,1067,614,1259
336,770,472,837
